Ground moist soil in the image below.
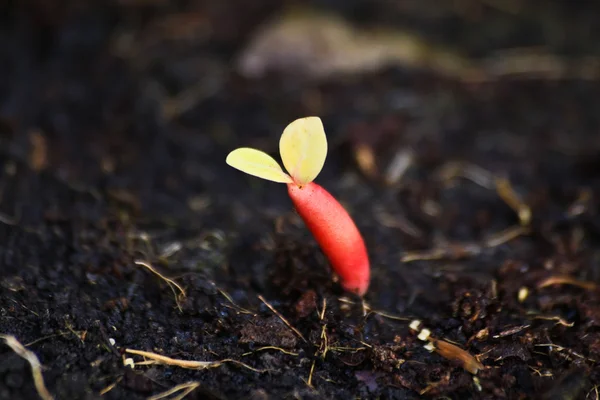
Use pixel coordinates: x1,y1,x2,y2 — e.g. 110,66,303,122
1,1,600,399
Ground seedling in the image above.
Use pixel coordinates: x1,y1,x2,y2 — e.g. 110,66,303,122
226,116,370,296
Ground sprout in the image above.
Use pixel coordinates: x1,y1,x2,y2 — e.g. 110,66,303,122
227,116,370,296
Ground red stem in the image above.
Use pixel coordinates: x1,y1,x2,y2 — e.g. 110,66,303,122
287,182,370,296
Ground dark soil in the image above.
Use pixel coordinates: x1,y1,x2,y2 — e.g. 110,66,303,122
1,1,600,399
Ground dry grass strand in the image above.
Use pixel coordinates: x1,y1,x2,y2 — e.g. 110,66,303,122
1,334,54,400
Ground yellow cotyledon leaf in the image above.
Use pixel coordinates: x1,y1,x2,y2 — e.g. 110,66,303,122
226,148,293,183
279,116,328,186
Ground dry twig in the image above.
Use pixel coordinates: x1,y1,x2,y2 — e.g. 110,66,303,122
537,275,597,291
495,177,531,226
435,161,495,189
134,260,186,310
242,346,299,357
338,297,409,321
98,377,123,396
147,381,201,400
258,295,306,342
218,289,255,315
125,349,267,373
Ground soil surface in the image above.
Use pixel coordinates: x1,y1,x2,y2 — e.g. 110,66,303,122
1,1,600,399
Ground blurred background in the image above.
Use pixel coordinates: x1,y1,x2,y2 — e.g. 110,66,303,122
1,0,599,258
1,1,598,214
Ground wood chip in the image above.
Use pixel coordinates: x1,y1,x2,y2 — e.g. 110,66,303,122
429,338,484,375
